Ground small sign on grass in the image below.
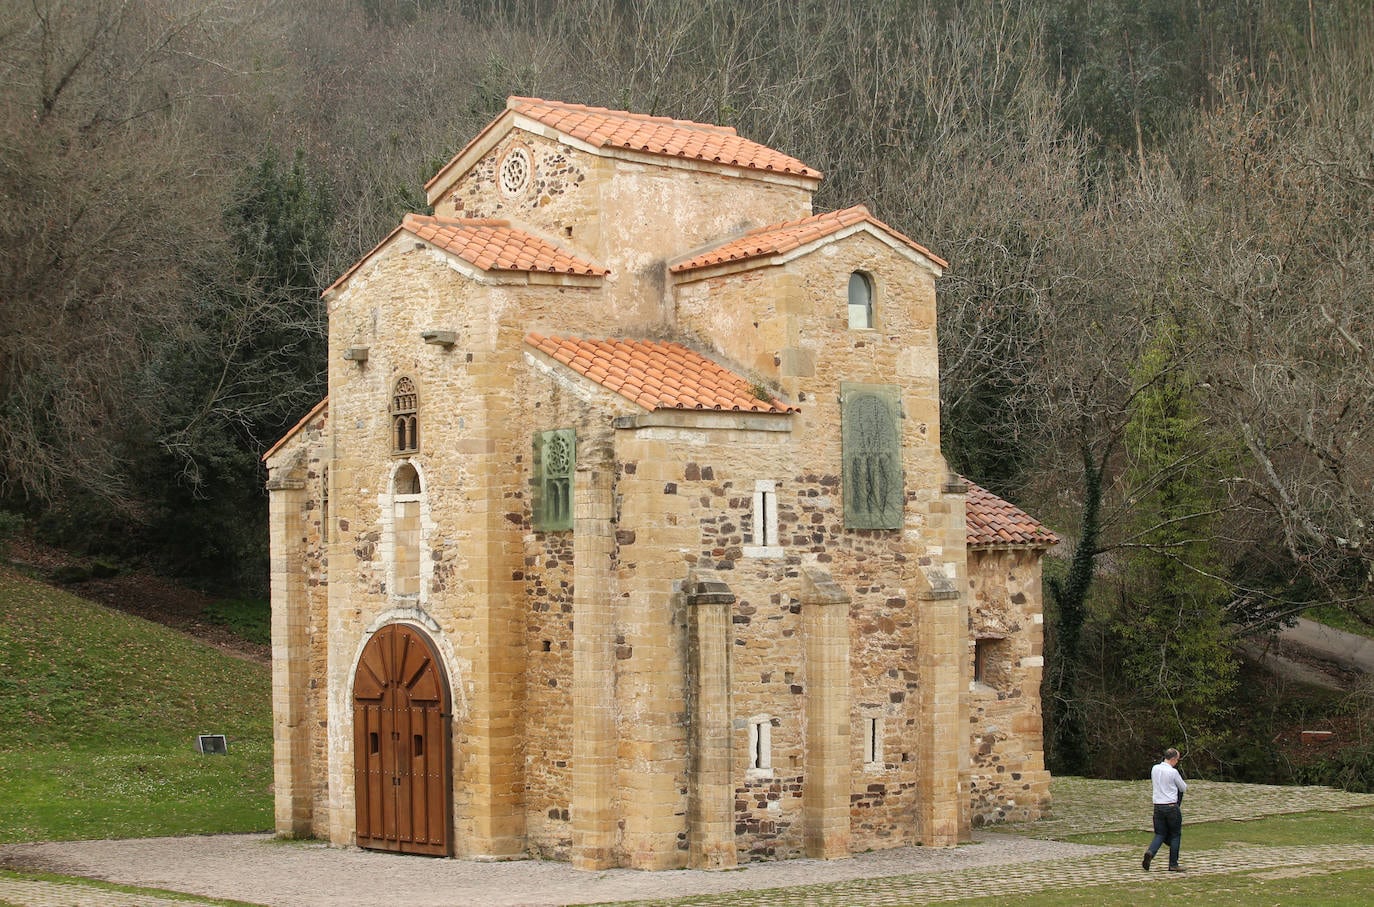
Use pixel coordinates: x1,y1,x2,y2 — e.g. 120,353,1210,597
195,734,228,755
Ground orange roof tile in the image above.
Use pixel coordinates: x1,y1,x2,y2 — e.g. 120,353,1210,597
403,214,608,276
509,97,821,180
964,480,1060,549
671,205,948,273
525,334,797,415
429,97,822,195
323,215,607,296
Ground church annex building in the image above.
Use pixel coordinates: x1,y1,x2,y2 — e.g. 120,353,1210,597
264,97,1058,870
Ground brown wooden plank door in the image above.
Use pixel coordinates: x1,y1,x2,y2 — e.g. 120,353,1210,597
353,623,451,856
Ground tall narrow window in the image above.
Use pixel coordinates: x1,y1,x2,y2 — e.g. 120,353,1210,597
841,383,903,529
848,271,874,329
321,467,330,543
864,717,882,765
392,463,421,598
749,719,772,772
744,480,782,557
391,378,419,454
533,429,575,531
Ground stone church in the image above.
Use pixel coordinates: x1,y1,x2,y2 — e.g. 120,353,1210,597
264,97,1058,870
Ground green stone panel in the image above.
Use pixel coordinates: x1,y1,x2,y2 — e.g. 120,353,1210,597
533,429,576,532
841,383,903,529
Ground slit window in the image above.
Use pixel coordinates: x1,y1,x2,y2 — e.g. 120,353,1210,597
749,719,772,771
321,466,330,543
745,480,782,556
864,717,882,765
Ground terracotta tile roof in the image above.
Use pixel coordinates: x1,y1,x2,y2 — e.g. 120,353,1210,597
964,480,1060,549
525,333,797,414
323,215,607,296
672,205,947,274
403,214,607,276
508,97,821,180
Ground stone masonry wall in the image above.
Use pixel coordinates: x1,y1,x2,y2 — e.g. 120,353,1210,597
610,414,963,860
674,229,969,849
265,405,331,839
966,547,1051,825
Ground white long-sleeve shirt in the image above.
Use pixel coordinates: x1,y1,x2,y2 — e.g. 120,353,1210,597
1151,760,1187,805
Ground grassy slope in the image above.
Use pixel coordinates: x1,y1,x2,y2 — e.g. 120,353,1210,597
0,566,272,842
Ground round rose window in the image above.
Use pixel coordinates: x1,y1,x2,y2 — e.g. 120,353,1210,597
499,147,531,196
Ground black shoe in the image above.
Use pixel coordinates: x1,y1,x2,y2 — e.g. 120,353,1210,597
1168,865,1185,872
1142,851,1152,870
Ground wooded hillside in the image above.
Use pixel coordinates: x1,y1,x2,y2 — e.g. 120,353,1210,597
2,0,1370,778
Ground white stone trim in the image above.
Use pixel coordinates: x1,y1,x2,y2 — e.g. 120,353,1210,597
744,479,784,558
746,715,773,778
379,459,434,607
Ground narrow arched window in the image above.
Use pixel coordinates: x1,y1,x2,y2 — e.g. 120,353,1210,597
848,271,874,329
392,463,422,598
391,377,419,454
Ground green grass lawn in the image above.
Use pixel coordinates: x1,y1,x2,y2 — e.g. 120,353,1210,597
946,807,1374,906
1304,602,1374,638
945,868,1374,906
0,567,273,842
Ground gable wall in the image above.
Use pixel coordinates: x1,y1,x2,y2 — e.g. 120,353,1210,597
324,242,625,856
435,131,813,333
674,232,941,450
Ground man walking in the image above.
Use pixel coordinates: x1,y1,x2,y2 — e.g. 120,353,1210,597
1143,747,1187,871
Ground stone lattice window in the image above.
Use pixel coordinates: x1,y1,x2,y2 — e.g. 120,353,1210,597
841,383,903,529
391,378,419,454
499,146,532,197
533,429,575,531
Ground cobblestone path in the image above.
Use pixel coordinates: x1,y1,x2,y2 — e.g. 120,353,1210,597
3,779,1373,907
581,843,1374,906
0,877,225,907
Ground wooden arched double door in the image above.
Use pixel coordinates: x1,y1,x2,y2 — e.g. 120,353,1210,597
353,624,452,856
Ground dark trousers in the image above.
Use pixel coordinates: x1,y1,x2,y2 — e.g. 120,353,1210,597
1148,803,1183,866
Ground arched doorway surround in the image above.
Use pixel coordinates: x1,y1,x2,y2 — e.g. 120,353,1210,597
352,623,452,856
